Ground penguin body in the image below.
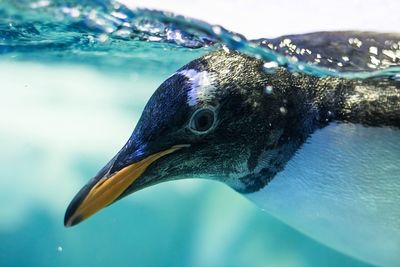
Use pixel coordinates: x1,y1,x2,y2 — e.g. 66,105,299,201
247,123,400,266
65,32,400,266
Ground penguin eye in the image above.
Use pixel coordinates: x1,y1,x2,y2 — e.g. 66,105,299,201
189,108,215,133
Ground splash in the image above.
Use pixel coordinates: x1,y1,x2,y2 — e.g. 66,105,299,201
1,0,400,79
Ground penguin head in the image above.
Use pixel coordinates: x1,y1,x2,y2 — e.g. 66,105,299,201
64,50,295,226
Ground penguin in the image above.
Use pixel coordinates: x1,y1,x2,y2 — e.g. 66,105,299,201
65,31,400,266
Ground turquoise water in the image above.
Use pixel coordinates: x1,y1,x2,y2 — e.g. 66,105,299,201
0,0,393,266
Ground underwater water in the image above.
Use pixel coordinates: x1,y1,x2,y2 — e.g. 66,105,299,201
1,0,399,266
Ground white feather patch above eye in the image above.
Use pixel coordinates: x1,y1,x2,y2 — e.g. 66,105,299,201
179,69,217,106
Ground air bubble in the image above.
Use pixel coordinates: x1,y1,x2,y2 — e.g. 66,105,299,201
30,0,50,8
232,35,242,42
212,26,222,35
113,28,131,38
276,56,286,65
97,34,109,43
263,61,279,74
148,36,162,41
222,45,230,53
111,11,128,20
70,8,80,18
264,85,273,94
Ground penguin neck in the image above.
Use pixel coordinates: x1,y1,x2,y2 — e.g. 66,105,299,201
236,71,400,193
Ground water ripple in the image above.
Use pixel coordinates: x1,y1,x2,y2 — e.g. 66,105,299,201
1,0,400,79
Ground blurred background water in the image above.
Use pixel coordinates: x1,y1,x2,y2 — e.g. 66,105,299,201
0,0,398,266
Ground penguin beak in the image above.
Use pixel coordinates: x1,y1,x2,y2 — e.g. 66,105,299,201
64,144,189,227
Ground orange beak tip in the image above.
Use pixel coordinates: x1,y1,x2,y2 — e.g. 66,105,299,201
64,144,189,227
